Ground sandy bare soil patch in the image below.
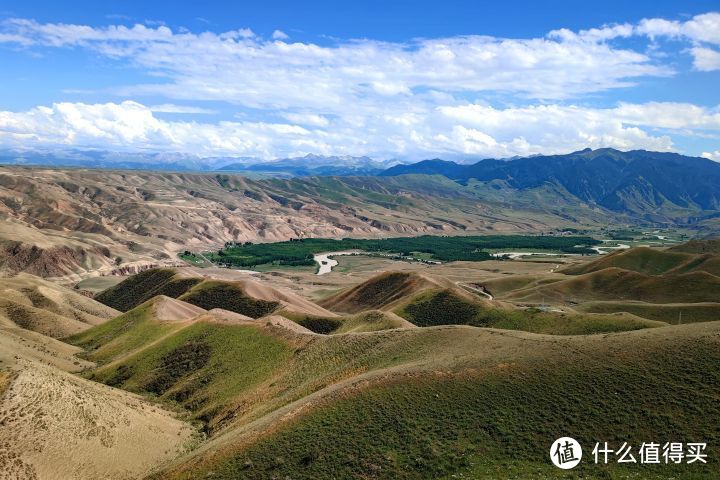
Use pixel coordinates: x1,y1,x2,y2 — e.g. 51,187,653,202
152,295,207,321
0,359,194,480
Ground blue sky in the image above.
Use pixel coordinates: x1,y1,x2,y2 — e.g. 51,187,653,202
0,0,719,161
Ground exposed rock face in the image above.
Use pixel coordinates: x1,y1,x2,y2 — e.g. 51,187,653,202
0,166,615,278
101,262,186,277
0,241,111,278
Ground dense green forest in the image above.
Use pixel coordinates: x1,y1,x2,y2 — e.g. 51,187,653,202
196,235,600,268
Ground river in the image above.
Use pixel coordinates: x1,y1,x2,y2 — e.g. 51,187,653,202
313,251,358,275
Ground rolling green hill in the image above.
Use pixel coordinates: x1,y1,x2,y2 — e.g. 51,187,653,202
576,301,720,324
320,271,663,335
282,309,416,335
562,246,720,277
65,297,193,365
668,238,720,255
505,267,720,304
319,271,453,313
94,268,202,311
151,321,720,480
177,281,280,319
393,287,663,335
94,267,337,318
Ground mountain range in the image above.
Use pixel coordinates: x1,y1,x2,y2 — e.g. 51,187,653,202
3,147,720,280
0,149,394,176
217,153,391,177
382,148,720,216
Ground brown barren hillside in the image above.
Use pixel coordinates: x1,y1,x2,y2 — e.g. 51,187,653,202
0,275,195,480
0,273,119,337
0,360,194,480
0,166,614,279
152,295,208,321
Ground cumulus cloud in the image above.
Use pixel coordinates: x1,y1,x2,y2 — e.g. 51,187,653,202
280,112,330,127
637,12,720,44
552,12,720,45
0,14,718,159
2,100,719,159
691,46,720,71
703,150,720,161
0,17,670,107
551,12,720,70
149,104,218,114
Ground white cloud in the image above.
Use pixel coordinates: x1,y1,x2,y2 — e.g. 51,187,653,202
702,150,720,161
612,102,720,129
637,12,720,44
0,15,718,160
0,17,670,107
149,104,218,114
553,12,720,45
2,100,718,160
435,103,676,156
690,46,720,71
551,12,720,70
280,112,329,127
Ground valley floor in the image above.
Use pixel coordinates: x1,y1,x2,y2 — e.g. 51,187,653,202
1,237,719,479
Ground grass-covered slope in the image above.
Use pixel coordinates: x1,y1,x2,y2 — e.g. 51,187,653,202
577,300,720,323
319,271,451,313
286,310,415,334
506,267,720,304
88,318,293,429
333,311,416,334
95,268,337,318
177,281,280,318
65,298,192,365
155,321,720,480
563,246,720,277
94,268,201,311
668,238,720,254
394,287,663,334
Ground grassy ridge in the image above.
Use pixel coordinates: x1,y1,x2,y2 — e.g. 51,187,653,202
563,246,720,277
65,301,188,364
285,310,413,334
94,268,201,311
394,288,663,335
87,321,292,430
563,247,694,276
207,235,600,268
178,281,280,318
505,268,720,304
94,269,281,318
319,271,445,314
577,301,720,323
669,239,720,254
158,323,720,479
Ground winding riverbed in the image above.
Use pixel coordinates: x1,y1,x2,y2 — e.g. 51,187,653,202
313,251,358,275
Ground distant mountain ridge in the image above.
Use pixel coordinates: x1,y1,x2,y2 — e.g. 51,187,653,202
218,154,392,176
0,149,395,176
381,148,720,214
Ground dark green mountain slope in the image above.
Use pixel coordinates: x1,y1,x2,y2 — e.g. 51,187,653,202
381,148,720,216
